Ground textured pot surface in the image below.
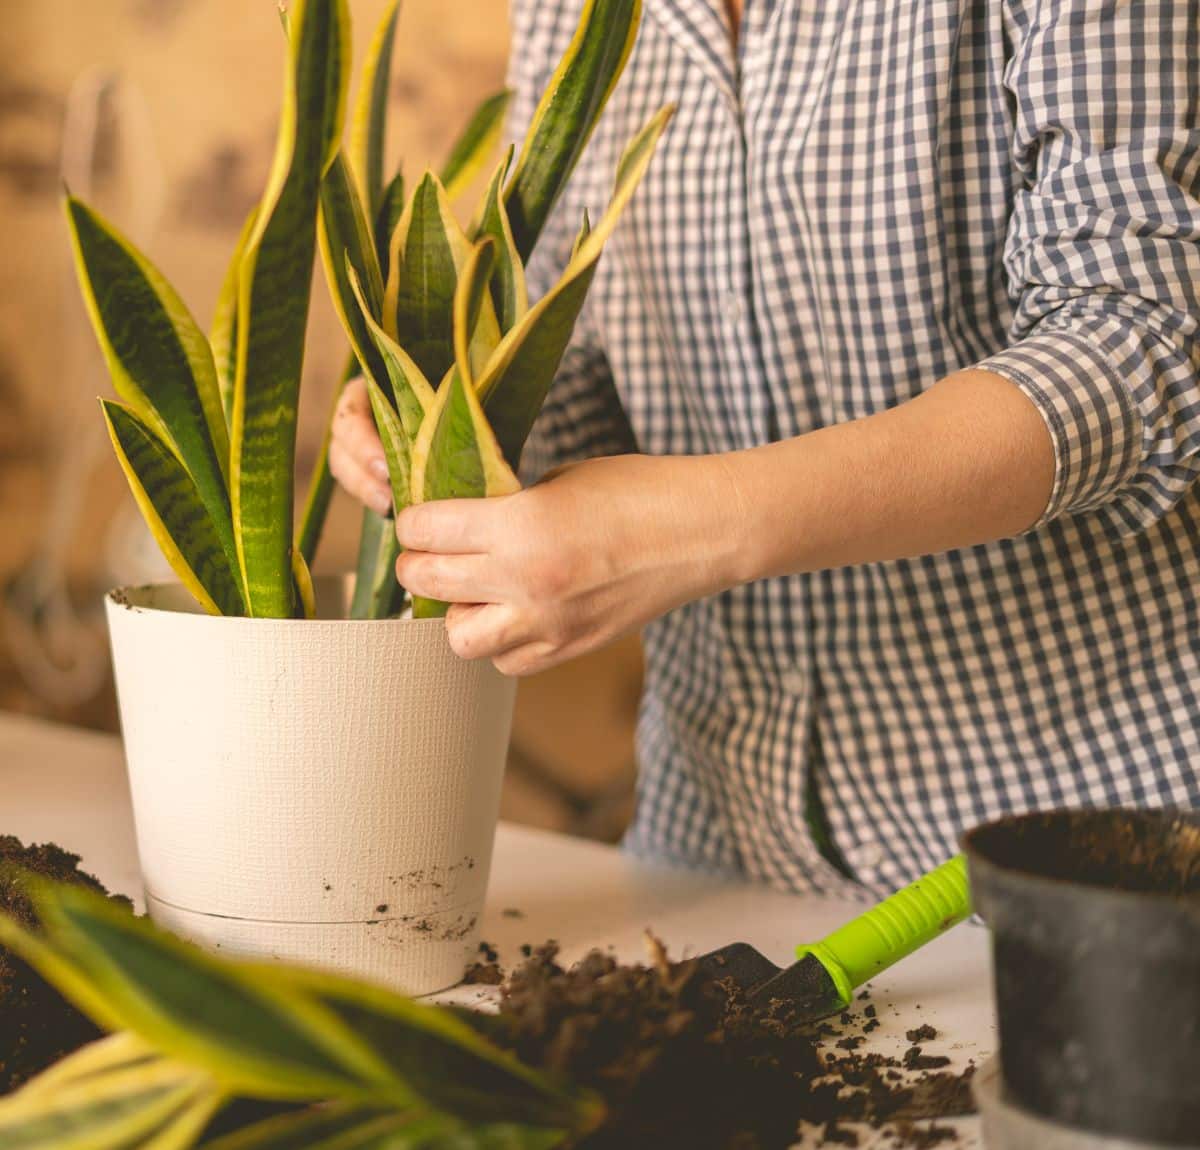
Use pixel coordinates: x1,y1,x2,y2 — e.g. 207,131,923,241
964,810,1200,1146
106,580,516,995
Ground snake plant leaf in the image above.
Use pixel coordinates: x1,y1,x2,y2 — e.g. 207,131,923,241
350,265,434,437
409,365,519,619
210,207,259,427
504,0,641,261
230,0,350,619
15,1033,161,1101
291,548,316,620
472,148,528,335
25,885,406,1105
266,966,594,1132
65,196,240,582
364,379,414,517
454,239,497,390
383,173,500,386
347,507,405,620
480,105,672,469
101,401,246,617
440,89,512,203
348,0,400,221
319,153,389,395
0,1053,215,1150
375,170,407,280
201,1102,409,1150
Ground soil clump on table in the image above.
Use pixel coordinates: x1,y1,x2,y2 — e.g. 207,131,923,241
475,940,977,1149
0,836,131,1095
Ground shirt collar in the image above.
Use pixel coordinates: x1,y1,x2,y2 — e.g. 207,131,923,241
643,0,738,102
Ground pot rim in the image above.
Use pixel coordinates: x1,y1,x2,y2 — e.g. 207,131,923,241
105,579,442,627
960,808,1200,907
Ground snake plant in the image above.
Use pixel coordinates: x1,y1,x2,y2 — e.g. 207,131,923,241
70,0,669,620
0,880,599,1148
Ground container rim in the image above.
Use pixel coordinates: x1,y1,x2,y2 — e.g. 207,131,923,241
961,808,1200,906
105,579,443,627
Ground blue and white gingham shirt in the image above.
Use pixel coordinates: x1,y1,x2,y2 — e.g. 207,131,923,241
507,0,1200,897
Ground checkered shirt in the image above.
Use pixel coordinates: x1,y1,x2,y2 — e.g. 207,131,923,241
506,0,1200,897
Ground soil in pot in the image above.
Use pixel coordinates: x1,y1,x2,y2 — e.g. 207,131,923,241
471,939,978,1149
0,836,132,1094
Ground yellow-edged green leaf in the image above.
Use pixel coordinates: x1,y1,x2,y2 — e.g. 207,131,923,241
210,207,259,428
0,1056,211,1150
363,380,413,517
319,153,389,396
453,239,497,392
201,1103,408,1150
298,170,406,571
231,0,350,619
409,367,518,619
472,148,528,334
101,401,245,617
374,170,406,279
66,196,239,584
440,90,512,203
348,0,400,220
30,886,406,1105
480,106,671,469
265,966,593,1132
382,173,499,387
349,266,433,437
504,0,641,260
15,1034,161,1101
291,548,316,620
347,508,404,621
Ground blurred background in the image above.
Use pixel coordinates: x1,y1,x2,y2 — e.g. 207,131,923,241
0,0,641,842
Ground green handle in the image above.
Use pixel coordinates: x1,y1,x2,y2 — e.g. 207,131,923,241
796,854,972,1009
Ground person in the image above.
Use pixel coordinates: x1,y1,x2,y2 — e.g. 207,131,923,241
330,0,1200,896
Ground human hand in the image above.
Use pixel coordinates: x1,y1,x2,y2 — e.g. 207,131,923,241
328,376,392,516
395,453,747,676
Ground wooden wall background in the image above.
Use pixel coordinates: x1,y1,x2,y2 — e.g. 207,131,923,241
0,0,641,842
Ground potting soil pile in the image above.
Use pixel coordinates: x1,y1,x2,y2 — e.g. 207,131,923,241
476,939,977,1149
0,836,130,1094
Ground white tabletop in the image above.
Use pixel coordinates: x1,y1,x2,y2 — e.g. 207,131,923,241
1,712,994,1147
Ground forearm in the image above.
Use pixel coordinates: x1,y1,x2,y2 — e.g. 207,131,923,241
703,368,1055,589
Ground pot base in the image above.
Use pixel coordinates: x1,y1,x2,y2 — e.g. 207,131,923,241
973,1058,1187,1150
148,893,480,997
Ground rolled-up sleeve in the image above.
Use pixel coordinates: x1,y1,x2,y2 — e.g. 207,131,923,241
504,0,639,485
978,0,1200,534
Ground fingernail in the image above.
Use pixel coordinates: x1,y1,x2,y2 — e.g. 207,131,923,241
371,488,392,516
369,458,389,480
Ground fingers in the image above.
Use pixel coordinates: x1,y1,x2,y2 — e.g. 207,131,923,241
395,497,508,555
395,551,502,605
330,439,391,516
329,378,390,513
444,602,523,660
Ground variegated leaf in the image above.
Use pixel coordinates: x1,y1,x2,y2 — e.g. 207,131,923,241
472,148,528,335
504,0,641,260
66,196,240,585
231,0,350,618
383,173,499,387
480,106,672,469
210,207,259,427
347,507,405,621
101,401,245,617
441,90,512,203
348,0,400,221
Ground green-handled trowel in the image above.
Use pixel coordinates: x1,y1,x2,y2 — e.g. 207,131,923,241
695,855,971,1021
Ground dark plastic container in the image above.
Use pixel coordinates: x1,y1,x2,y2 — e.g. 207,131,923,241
963,809,1200,1146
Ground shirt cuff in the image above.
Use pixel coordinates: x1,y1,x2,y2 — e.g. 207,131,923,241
977,325,1144,531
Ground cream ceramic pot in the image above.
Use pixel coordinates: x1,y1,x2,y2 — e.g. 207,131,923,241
105,579,516,995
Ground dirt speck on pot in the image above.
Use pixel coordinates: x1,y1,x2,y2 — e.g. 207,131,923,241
0,837,131,1095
